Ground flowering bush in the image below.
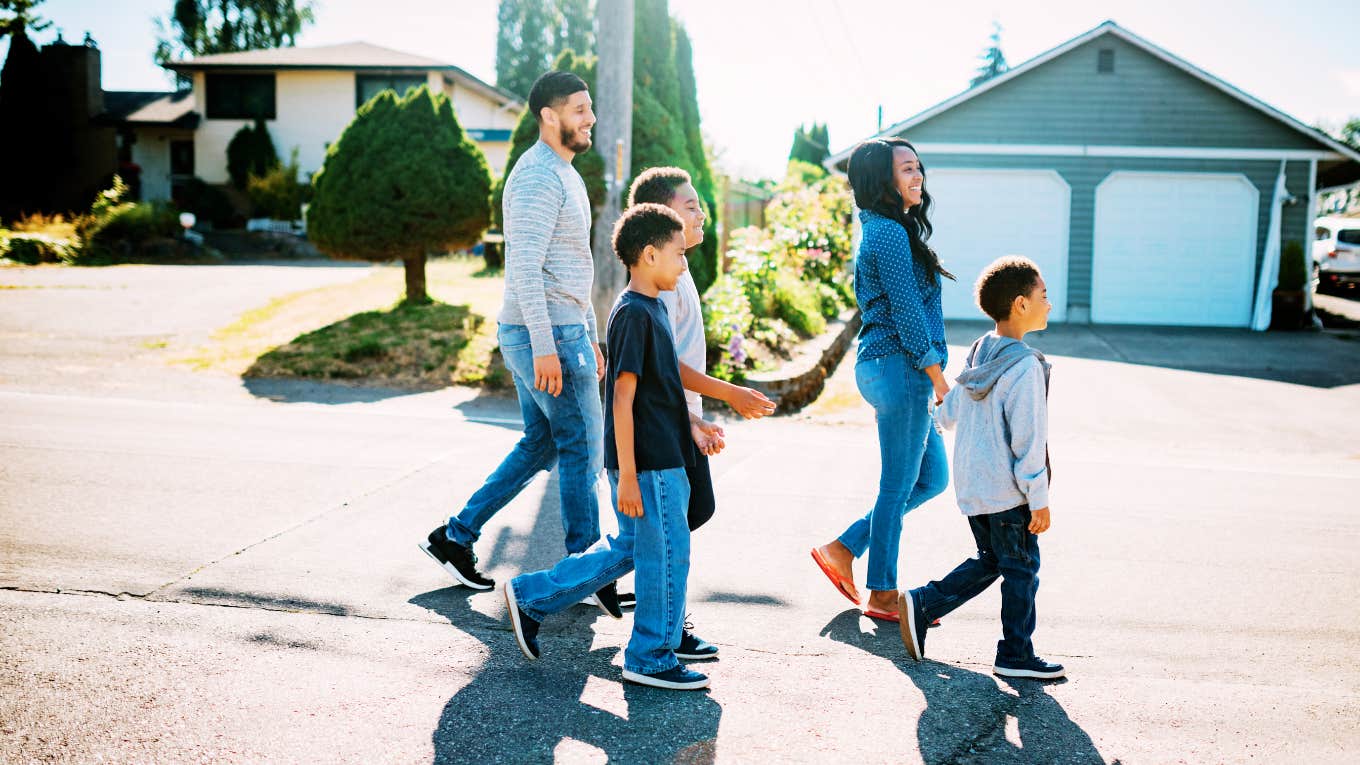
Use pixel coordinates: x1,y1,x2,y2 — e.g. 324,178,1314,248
698,172,853,380
700,275,754,381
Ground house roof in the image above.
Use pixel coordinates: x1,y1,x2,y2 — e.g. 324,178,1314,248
98,90,198,128
827,20,1360,173
164,41,523,108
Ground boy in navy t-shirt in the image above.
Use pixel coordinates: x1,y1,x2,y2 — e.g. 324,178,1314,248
504,203,723,691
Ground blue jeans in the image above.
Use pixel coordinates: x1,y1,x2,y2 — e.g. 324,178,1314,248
511,468,691,674
446,323,604,555
910,504,1041,663
838,353,949,591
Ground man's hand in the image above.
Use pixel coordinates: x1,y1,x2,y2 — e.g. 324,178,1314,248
617,472,643,517
690,418,726,457
592,343,605,382
727,386,776,419
1029,507,1051,534
533,352,562,397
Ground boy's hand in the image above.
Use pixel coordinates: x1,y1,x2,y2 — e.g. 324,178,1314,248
533,353,563,397
1029,507,1051,534
728,386,776,419
617,473,643,517
932,378,950,406
592,343,605,382
690,419,726,456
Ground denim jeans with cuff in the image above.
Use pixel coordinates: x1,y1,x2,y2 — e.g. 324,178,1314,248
511,467,691,674
447,322,603,555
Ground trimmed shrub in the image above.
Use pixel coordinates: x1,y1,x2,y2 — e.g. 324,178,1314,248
227,119,279,189
248,149,307,220
308,84,493,304
76,201,179,263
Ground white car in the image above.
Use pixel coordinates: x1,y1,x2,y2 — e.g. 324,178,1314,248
1313,216,1360,292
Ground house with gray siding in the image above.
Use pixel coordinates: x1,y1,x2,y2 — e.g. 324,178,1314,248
828,21,1360,328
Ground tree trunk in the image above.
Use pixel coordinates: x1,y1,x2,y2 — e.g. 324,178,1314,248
402,254,429,304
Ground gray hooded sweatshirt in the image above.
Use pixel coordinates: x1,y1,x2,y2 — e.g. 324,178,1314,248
934,332,1051,516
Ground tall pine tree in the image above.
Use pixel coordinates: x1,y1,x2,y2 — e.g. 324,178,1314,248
970,21,1009,87
673,19,719,293
496,0,594,98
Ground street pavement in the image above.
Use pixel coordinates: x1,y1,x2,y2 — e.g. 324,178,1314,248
2,263,1359,764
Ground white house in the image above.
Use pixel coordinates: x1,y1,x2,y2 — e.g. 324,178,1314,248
109,42,523,204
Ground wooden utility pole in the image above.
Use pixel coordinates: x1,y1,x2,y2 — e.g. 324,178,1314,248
590,0,634,334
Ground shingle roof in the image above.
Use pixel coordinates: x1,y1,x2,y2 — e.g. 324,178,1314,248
99,90,198,127
164,41,522,106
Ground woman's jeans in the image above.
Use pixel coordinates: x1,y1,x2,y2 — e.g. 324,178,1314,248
511,468,691,674
446,322,604,555
838,353,949,592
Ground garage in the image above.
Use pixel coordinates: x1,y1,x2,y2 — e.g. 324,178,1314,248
924,168,1071,321
1092,172,1259,326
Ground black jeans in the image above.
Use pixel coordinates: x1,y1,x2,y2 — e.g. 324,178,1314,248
911,504,1041,663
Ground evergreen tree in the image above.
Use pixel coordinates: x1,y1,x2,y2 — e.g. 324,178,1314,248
308,85,492,304
0,0,50,219
970,21,1009,87
558,0,593,61
495,0,565,98
673,19,719,293
788,122,829,167
154,1,315,64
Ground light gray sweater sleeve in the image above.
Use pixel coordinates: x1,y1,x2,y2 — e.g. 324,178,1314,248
1003,360,1051,510
504,165,564,358
934,385,961,431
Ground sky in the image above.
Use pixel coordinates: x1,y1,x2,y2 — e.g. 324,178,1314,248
9,0,1359,179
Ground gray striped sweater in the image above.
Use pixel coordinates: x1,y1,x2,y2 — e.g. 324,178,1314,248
498,140,599,358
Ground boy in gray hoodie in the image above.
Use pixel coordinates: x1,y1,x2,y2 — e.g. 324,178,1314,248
897,256,1065,680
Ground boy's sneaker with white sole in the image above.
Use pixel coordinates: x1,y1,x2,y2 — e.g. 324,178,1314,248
503,583,541,660
621,665,710,690
898,589,928,661
993,656,1065,680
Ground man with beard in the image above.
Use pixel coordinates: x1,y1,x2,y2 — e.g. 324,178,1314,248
420,71,616,610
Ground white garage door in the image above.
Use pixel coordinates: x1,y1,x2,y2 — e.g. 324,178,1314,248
924,169,1070,321
1092,172,1258,326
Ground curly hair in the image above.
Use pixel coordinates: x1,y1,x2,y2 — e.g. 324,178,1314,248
975,256,1042,321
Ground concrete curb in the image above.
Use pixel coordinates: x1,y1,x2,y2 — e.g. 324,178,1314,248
745,309,862,415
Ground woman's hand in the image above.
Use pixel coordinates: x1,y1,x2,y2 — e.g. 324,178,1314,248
924,364,950,405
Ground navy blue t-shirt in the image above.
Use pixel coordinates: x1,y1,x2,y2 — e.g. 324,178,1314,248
604,290,695,472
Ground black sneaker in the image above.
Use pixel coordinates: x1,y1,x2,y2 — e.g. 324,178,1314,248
993,656,1065,680
418,527,494,590
622,665,710,690
676,623,719,660
898,589,928,661
503,583,541,660
617,591,637,609
592,582,623,619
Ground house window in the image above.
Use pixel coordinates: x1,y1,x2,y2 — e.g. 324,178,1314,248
1097,49,1115,74
205,74,276,119
170,140,195,176
356,74,428,108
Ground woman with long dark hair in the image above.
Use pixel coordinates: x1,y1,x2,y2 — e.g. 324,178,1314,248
811,138,953,621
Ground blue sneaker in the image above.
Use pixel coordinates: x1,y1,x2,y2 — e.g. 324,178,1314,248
898,589,927,661
622,665,710,690
676,621,718,660
994,656,1065,679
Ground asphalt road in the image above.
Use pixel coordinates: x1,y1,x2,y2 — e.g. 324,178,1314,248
2,263,1359,764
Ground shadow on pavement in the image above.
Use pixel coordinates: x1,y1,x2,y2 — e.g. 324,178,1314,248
241,377,423,404
412,587,722,763
819,610,1106,764
946,319,1360,389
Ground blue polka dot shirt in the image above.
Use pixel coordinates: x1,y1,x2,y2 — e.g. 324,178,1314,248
854,209,948,370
